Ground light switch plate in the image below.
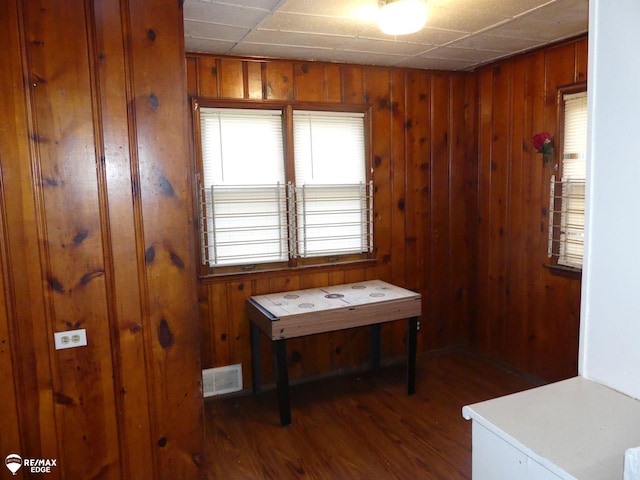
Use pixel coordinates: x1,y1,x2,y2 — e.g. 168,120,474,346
54,329,87,350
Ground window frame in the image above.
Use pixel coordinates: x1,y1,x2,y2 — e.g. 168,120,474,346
192,97,375,277
548,82,587,276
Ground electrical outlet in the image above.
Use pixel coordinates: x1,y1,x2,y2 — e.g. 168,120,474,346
54,329,87,350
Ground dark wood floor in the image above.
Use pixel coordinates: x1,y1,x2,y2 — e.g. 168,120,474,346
204,349,541,479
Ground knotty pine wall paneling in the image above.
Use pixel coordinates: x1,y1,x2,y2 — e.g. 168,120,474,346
473,37,587,382
0,1,204,478
187,54,476,388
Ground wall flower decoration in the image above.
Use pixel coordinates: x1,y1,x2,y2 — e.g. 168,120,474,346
532,132,554,166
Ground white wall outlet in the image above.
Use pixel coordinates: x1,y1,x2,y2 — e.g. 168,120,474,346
54,328,88,350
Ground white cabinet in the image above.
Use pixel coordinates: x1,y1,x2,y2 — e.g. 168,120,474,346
463,377,640,480
471,422,562,480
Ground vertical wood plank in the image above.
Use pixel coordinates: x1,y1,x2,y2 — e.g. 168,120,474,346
294,62,325,101
264,61,294,100
405,70,431,353
524,49,549,376
197,56,219,98
449,73,473,346
219,58,244,99
462,72,479,351
0,168,23,473
227,280,253,386
575,37,588,83
384,68,408,357
364,67,393,283
92,0,155,476
186,56,198,97
208,282,231,368
0,0,57,468
199,282,213,369
246,61,263,99
429,74,454,349
486,63,511,359
504,57,528,373
475,67,493,355
341,65,364,104
325,64,342,102
26,0,120,476
128,0,204,476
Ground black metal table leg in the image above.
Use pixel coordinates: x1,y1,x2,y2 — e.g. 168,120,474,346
273,338,291,426
407,316,419,395
250,321,262,395
370,323,381,370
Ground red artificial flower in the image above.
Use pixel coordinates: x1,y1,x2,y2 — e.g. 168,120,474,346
532,132,553,154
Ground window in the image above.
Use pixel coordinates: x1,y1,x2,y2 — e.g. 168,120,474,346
193,100,373,274
548,87,587,269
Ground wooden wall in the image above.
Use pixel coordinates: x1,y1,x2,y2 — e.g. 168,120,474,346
186,55,478,385
0,1,203,478
0,1,586,473
473,37,587,381
189,36,587,387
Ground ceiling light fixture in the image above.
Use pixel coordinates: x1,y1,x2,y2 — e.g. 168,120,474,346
378,0,428,36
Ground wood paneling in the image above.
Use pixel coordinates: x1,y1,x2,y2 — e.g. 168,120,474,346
1,11,586,474
187,54,476,387
0,0,203,478
474,37,586,381
189,37,585,388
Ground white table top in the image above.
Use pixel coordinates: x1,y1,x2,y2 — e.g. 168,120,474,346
248,279,420,320
463,376,640,480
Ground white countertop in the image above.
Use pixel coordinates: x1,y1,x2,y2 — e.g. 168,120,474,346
463,377,640,480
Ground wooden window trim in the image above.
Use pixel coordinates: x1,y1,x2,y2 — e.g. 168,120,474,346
547,82,587,275
191,97,375,278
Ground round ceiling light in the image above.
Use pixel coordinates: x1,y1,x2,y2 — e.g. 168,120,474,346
378,0,428,36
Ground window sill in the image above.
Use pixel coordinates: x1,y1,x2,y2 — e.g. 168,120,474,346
544,263,582,280
199,258,378,284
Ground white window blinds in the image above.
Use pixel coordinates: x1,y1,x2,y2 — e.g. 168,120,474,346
563,92,588,180
197,106,372,268
548,91,587,269
199,108,288,266
292,111,370,257
200,108,285,186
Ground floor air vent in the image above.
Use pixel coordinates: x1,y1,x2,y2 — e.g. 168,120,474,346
202,364,243,397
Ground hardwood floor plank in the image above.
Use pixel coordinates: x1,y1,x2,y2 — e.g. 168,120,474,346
205,350,541,479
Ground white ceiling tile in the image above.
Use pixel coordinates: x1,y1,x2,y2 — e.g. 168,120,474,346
218,0,282,8
421,46,506,63
244,29,351,48
359,25,469,46
184,20,250,41
279,0,380,21
258,12,372,36
184,0,272,27
340,37,433,55
229,42,333,61
425,4,510,33
322,49,408,67
486,0,588,41
395,55,478,71
448,34,544,52
185,36,237,54
429,0,560,18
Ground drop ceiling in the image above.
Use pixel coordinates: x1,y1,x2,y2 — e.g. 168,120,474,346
183,0,589,71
